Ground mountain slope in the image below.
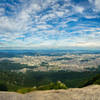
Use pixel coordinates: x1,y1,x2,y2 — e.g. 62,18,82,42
0,85,100,100
79,74,100,87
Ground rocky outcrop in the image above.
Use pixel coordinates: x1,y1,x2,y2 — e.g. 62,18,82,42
0,85,100,100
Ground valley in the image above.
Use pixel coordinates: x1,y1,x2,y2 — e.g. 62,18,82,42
0,50,100,72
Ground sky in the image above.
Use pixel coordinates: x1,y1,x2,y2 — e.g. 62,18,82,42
0,0,100,50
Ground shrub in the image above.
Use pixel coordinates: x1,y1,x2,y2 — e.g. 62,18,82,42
55,81,67,89
17,87,36,94
38,81,67,90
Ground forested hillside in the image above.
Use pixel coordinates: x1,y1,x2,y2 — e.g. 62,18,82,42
0,70,99,92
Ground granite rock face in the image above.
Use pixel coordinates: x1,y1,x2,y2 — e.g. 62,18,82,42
0,85,100,100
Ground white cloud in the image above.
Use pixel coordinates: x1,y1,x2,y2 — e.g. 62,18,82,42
95,0,100,11
85,15,99,19
55,11,65,17
74,6,84,13
88,0,94,3
0,8,5,16
89,0,100,11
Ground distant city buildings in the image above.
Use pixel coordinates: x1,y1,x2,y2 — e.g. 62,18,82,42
0,54,100,72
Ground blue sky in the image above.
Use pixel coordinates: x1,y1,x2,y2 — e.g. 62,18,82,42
0,0,100,49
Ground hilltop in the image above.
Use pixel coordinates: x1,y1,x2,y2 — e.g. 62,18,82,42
0,85,100,100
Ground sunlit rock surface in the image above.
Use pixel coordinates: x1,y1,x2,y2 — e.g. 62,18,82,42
0,85,100,100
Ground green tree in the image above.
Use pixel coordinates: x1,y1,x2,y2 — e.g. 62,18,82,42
0,83,8,91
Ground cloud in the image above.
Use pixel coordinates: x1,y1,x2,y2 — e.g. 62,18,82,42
0,8,5,16
73,6,84,13
95,0,100,11
89,0,100,12
0,0,100,49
